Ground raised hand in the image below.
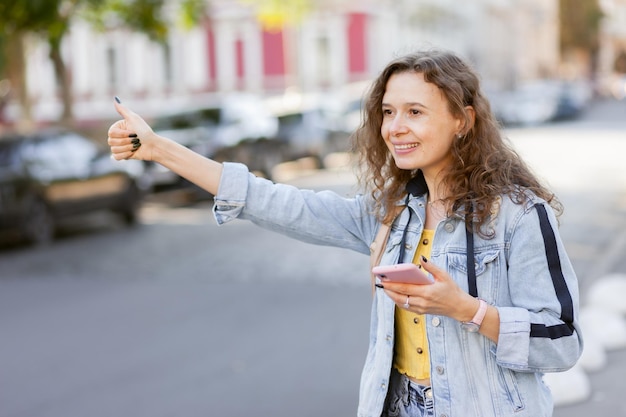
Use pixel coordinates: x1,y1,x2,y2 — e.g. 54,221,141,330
107,97,155,161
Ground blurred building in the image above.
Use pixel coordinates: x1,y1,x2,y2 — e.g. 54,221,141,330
10,0,561,124
598,0,626,97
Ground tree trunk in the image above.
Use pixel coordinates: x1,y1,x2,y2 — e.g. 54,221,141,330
5,35,34,132
49,37,73,127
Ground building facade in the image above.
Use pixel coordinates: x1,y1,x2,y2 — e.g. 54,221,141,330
598,0,626,96
9,0,562,124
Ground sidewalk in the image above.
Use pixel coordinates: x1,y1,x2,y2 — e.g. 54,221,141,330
554,349,626,416
553,190,626,416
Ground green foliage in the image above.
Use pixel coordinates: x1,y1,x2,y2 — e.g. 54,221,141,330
1,0,208,43
179,0,208,29
0,0,71,80
81,0,168,42
81,0,208,41
0,0,208,78
0,0,66,35
0,0,208,124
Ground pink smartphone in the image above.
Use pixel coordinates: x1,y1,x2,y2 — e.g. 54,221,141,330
372,263,434,285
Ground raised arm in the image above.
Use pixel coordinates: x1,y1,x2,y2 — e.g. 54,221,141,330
107,98,223,195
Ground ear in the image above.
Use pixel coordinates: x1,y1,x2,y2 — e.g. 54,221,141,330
458,105,476,136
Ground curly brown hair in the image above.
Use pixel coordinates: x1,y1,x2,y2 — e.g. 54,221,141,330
352,49,561,236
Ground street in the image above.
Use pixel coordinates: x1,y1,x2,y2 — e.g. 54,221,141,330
1,98,626,417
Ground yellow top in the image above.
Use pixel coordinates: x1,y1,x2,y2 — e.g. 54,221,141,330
392,229,434,380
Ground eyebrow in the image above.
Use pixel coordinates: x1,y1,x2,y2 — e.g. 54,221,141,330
382,101,428,109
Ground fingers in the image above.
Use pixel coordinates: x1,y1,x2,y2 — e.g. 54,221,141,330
107,119,134,138
110,150,137,161
419,255,445,283
390,290,425,312
107,126,137,145
379,281,429,312
108,127,134,140
107,97,154,161
109,144,139,160
109,142,140,154
377,260,467,316
108,122,142,160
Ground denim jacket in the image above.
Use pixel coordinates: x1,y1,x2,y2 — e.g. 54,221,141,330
213,163,583,417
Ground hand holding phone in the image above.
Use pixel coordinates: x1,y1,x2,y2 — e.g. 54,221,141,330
372,263,434,285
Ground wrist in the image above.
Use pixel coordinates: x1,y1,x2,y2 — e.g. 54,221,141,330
457,296,480,323
150,133,180,164
460,298,488,333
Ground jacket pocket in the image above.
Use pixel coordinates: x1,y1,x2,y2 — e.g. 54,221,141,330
496,366,525,412
447,249,500,298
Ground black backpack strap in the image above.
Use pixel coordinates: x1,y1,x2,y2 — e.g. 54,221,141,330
466,219,477,298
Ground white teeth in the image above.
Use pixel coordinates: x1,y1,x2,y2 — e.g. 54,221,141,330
395,143,418,150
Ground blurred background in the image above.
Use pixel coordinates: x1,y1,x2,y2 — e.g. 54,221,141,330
1,0,622,137
1,0,626,416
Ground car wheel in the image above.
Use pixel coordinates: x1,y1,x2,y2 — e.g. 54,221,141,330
118,182,141,226
23,197,55,246
252,140,288,179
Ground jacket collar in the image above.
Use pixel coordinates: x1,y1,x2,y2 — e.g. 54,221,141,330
404,171,466,221
405,170,428,198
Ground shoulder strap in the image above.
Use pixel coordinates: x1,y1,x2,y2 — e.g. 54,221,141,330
369,206,404,295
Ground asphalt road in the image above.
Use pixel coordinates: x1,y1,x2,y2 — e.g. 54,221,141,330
1,98,626,417
0,209,372,417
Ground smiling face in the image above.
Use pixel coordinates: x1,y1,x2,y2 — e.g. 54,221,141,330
381,71,463,178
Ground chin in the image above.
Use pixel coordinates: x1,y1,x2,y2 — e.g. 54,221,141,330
393,158,420,171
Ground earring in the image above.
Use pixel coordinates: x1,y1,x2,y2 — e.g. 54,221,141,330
456,133,463,139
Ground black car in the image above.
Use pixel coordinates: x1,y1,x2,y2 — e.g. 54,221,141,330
0,129,145,245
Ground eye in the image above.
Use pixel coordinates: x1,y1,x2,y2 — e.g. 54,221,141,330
382,108,394,117
409,108,421,116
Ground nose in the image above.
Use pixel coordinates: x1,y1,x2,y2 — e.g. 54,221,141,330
389,114,408,136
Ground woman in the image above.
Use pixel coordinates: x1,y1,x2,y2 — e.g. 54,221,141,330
108,49,583,417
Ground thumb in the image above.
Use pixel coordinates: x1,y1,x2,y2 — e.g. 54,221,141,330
114,96,134,120
112,97,153,139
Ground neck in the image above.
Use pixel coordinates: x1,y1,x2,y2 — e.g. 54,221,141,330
425,198,447,228
423,175,447,204
423,171,450,227
422,157,456,192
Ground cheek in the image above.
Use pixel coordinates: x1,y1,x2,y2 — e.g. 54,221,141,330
429,137,455,158
380,126,393,148
380,123,391,143
380,121,389,138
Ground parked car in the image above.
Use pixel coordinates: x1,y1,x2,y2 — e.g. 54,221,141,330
273,107,337,167
490,79,591,126
0,129,146,245
148,94,280,187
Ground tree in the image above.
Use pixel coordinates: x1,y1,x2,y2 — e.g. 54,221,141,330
0,1,63,129
559,0,604,77
0,0,207,130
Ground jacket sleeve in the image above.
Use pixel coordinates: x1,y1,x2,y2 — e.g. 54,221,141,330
494,201,583,373
212,162,376,255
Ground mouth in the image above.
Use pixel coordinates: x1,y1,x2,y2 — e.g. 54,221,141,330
394,142,419,151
